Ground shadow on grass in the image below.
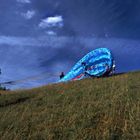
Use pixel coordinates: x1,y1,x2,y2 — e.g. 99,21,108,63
0,97,30,108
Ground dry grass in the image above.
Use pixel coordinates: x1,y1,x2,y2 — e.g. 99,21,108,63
0,71,140,140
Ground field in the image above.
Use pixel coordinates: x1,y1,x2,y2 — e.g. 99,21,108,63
0,71,139,140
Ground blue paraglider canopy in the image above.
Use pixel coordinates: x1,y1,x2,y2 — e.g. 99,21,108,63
60,48,114,82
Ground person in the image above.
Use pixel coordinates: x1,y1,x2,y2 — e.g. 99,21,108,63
0,69,1,88
81,62,88,71
81,62,94,77
103,63,111,77
0,69,6,90
59,72,65,79
106,64,110,72
112,60,116,74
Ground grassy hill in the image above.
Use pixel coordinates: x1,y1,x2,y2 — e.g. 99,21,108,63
0,71,140,140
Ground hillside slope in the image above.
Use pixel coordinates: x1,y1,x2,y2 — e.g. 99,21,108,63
0,71,140,140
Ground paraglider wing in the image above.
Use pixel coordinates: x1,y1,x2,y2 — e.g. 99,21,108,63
60,48,113,82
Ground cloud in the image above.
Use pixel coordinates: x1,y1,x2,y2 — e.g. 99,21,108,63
46,31,57,36
21,10,35,19
0,36,38,46
17,0,31,4
39,16,64,29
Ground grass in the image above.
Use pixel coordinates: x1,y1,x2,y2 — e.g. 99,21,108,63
0,71,139,140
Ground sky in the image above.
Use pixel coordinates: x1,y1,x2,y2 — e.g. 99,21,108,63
0,0,140,89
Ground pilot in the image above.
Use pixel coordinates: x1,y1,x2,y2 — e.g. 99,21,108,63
59,72,65,79
81,62,93,77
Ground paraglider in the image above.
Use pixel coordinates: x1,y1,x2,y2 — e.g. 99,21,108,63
59,48,114,82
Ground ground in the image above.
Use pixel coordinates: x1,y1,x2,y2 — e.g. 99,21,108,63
0,71,139,140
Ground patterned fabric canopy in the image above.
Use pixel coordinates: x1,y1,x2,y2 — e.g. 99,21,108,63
60,48,113,82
